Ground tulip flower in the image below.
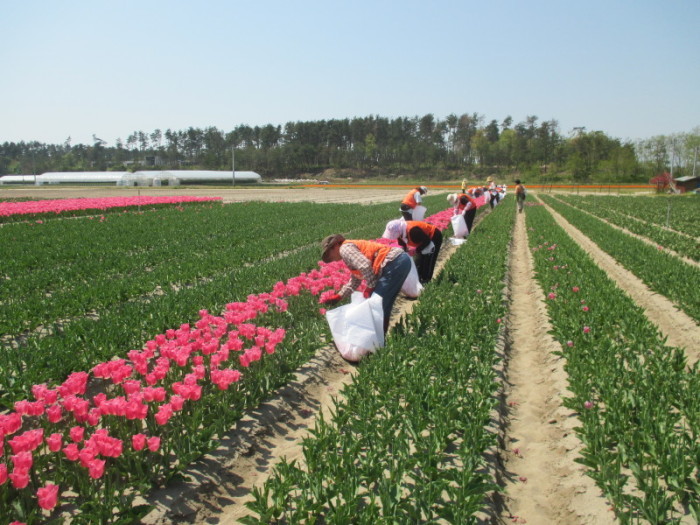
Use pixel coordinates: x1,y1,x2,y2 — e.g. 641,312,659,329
37,483,59,510
147,436,161,452
10,469,30,489
88,459,106,479
47,433,63,452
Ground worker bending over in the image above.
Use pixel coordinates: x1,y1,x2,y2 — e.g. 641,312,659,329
383,219,443,284
400,186,428,220
321,235,411,334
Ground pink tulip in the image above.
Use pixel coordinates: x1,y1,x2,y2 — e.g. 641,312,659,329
582,306,589,312
69,426,85,443
583,326,590,334
572,286,580,292
37,483,59,510
547,292,556,300
566,341,574,347
63,443,79,461
132,434,147,451
46,404,63,423
0,464,8,485
147,436,161,452
47,433,63,452
88,458,106,479
11,451,34,470
9,469,30,489
584,400,594,409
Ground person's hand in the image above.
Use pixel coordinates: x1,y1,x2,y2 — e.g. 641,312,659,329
322,293,342,305
363,287,375,299
421,242,435,255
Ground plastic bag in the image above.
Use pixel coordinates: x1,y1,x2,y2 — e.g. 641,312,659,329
412,205,426,221
326,293,384,362
451,214,468,238
401,258,423,298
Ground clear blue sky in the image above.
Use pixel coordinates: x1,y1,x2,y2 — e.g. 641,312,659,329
2,0,698,146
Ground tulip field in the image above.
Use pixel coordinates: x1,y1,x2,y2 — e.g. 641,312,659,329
0,190,698,524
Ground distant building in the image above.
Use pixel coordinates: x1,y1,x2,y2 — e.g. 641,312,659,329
673,175,700,194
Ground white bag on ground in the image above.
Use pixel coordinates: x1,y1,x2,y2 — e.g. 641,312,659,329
326,293,384,362
451,214,468,238
401,258,423,298
412,205,426,221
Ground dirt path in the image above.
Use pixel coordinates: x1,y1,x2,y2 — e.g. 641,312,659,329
500,210,614,524
0,185,438,205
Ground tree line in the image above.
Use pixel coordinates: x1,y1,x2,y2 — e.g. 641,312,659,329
1,114,697,182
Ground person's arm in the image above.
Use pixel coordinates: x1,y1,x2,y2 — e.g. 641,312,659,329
339,243,377,294
414,191,422,204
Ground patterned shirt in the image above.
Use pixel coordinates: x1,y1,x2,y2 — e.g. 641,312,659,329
338,242,403,296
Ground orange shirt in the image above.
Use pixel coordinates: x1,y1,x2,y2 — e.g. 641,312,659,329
401,189,420,208
343,239,392,277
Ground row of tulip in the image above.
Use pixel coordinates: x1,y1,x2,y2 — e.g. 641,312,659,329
1,199,413,407
0,195,450,522
540,195,700,323
241,202,514,523
567,194,697,237
0,196,222,223
526,204,699,523
552,194,699,262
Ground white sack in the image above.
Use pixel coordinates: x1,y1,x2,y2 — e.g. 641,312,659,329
326,293,384,362
401,258,423,298
451,214,468,238
412,205,426,221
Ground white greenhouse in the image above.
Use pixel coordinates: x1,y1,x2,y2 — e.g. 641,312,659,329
0,175,39,185
0,170,261,186
118,170,262,186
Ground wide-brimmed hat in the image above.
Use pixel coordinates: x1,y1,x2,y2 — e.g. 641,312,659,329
321,234,345,262
487,176,493,182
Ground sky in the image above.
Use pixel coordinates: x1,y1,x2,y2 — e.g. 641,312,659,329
1,0,699,147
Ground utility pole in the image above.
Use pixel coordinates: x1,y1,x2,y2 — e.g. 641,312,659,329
232,145,235,187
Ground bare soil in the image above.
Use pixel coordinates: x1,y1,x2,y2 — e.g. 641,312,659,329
8,186,696,523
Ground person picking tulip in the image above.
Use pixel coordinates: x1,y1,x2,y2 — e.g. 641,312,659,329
382,219,443,284
320,234,411,334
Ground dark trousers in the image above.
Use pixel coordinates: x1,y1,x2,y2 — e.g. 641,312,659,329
400,203,413,221
463,208,477,233
414,229,443,283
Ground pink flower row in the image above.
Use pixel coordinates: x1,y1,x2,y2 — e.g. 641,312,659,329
0,196,221,217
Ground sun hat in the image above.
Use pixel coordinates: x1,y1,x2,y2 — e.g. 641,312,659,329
419,186,428,194
321,234,345,263
382,219,405,240
487,176,493,182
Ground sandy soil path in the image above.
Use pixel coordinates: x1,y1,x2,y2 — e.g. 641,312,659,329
0,185,423,205
500,210,614,524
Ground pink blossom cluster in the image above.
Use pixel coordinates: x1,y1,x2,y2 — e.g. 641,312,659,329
0,196,221,218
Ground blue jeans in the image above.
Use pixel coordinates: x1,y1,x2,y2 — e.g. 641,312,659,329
375,252,412,331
